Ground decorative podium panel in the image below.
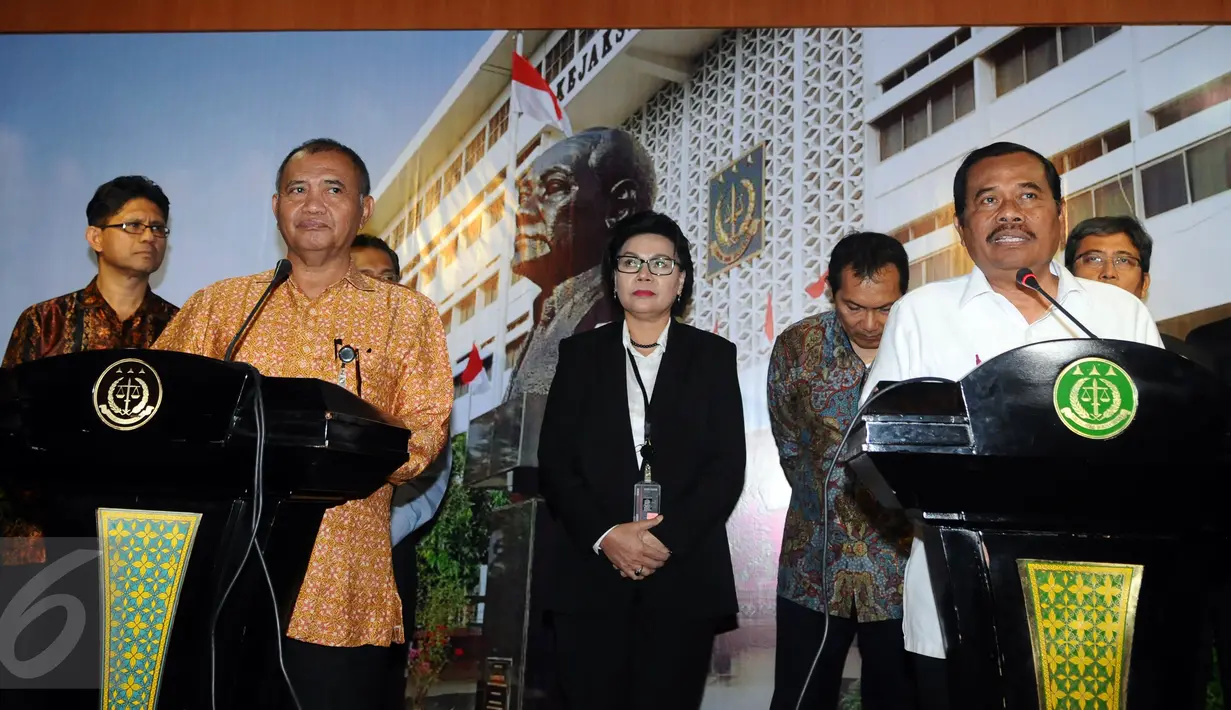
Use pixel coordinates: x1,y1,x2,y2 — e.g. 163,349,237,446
0,349,411,710
842,340,1231,709
97,509,202,710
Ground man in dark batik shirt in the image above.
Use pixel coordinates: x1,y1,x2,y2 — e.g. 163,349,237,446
767,232,915,710
2,175,178,368
1,175,177,565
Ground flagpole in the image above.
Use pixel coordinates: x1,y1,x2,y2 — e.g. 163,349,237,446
491,29,524,405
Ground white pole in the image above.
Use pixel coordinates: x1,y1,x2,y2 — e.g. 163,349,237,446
490,30,523,405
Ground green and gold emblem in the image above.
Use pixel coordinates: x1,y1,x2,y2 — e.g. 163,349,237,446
1052,357,1138,440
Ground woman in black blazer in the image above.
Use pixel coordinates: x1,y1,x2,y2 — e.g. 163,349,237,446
537,210,747,710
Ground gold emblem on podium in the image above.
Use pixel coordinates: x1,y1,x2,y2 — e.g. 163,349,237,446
1052,357,1138,440
93,358,163,431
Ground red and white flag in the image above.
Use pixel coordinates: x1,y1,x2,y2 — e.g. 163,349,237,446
804,270,828,299
764,292,775,343
511,51,573,136
461,343,491,394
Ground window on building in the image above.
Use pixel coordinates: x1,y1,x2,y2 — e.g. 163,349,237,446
444,155,464,195
457,291,477,324
487,193,506,227
463,219,483,249
1063,172,1136,230
408,201,422,233
465,128,487,173
877,64,976,160
992,26,1120,96
440,308,452,334
480,274,499,306
506,333,527,366
508,312,529,331
543,32,576,85
1141,130,1231,217
422,181,442,218
907,243,975,291
1152,72,1231,131
420,259,436,285
880,27,973,91
888,205,956,244
577,29,597,51
488,101,510,148
440,239,458,268
517,136,542,167
388,218,408,251
1051,123,1132,176
989,25,1127,97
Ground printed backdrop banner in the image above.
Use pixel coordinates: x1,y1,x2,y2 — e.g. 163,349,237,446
3,24,1231,707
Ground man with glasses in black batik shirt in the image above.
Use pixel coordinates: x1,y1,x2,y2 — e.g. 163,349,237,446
2,175,179,369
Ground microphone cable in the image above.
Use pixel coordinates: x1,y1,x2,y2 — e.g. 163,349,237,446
794,376,954,710
209,366,302,710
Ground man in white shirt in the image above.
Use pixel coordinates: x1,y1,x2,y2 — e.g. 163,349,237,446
860,141,1163,708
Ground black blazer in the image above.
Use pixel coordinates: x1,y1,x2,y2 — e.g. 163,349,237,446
536,319,746,619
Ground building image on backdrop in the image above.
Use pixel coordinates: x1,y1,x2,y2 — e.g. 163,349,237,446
365,24,1231,702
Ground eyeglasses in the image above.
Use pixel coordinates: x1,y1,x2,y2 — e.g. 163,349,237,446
100,221,170,239
615,255,678,276
1075,252,1140,271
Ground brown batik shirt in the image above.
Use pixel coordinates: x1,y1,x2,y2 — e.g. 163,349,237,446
0,276,179,564
2,276,179,368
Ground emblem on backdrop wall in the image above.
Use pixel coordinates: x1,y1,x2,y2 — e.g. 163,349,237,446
93,358,164,431
707,142,766,278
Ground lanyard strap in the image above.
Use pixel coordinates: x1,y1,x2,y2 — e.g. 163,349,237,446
626,348,654,481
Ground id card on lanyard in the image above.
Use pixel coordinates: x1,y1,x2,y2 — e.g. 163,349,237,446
627,348,662,522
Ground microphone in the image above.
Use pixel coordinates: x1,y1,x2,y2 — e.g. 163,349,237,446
1016,268,1100,339
223,259,293,362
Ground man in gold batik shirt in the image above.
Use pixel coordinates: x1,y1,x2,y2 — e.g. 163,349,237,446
154,138,452,709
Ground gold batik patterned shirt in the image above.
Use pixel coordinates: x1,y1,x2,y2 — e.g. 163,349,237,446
153,262,452,647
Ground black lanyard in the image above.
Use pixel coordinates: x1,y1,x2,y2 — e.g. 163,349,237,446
626,348,655,480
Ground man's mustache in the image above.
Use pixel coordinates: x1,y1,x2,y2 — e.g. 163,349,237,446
985,224,1036,242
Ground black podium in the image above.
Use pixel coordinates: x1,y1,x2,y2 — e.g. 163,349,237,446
842,339,1231,709
0,349,410,709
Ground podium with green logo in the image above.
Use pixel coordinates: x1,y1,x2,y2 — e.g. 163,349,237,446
843,340,1230,709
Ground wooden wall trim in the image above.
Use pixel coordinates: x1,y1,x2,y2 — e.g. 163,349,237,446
3,0,1229,34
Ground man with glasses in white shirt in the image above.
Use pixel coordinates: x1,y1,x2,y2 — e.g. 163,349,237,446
860,142,1163,708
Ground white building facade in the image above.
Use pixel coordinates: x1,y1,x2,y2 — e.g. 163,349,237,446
371,25,1231,434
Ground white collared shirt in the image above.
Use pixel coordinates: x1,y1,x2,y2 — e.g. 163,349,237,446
860,261,1163,659
593,320,670,553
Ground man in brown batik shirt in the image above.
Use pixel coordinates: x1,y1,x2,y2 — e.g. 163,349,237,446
2,175,179,369
1,175,178,565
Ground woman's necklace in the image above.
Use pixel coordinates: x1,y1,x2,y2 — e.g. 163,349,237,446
630,339,659,349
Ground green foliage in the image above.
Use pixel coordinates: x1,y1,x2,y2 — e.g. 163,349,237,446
837,680,860,710
408,433,511,706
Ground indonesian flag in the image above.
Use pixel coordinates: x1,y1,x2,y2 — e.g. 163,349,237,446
764,292,775,343
461,343,490,394
805,270,828,299
511,51,573,136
